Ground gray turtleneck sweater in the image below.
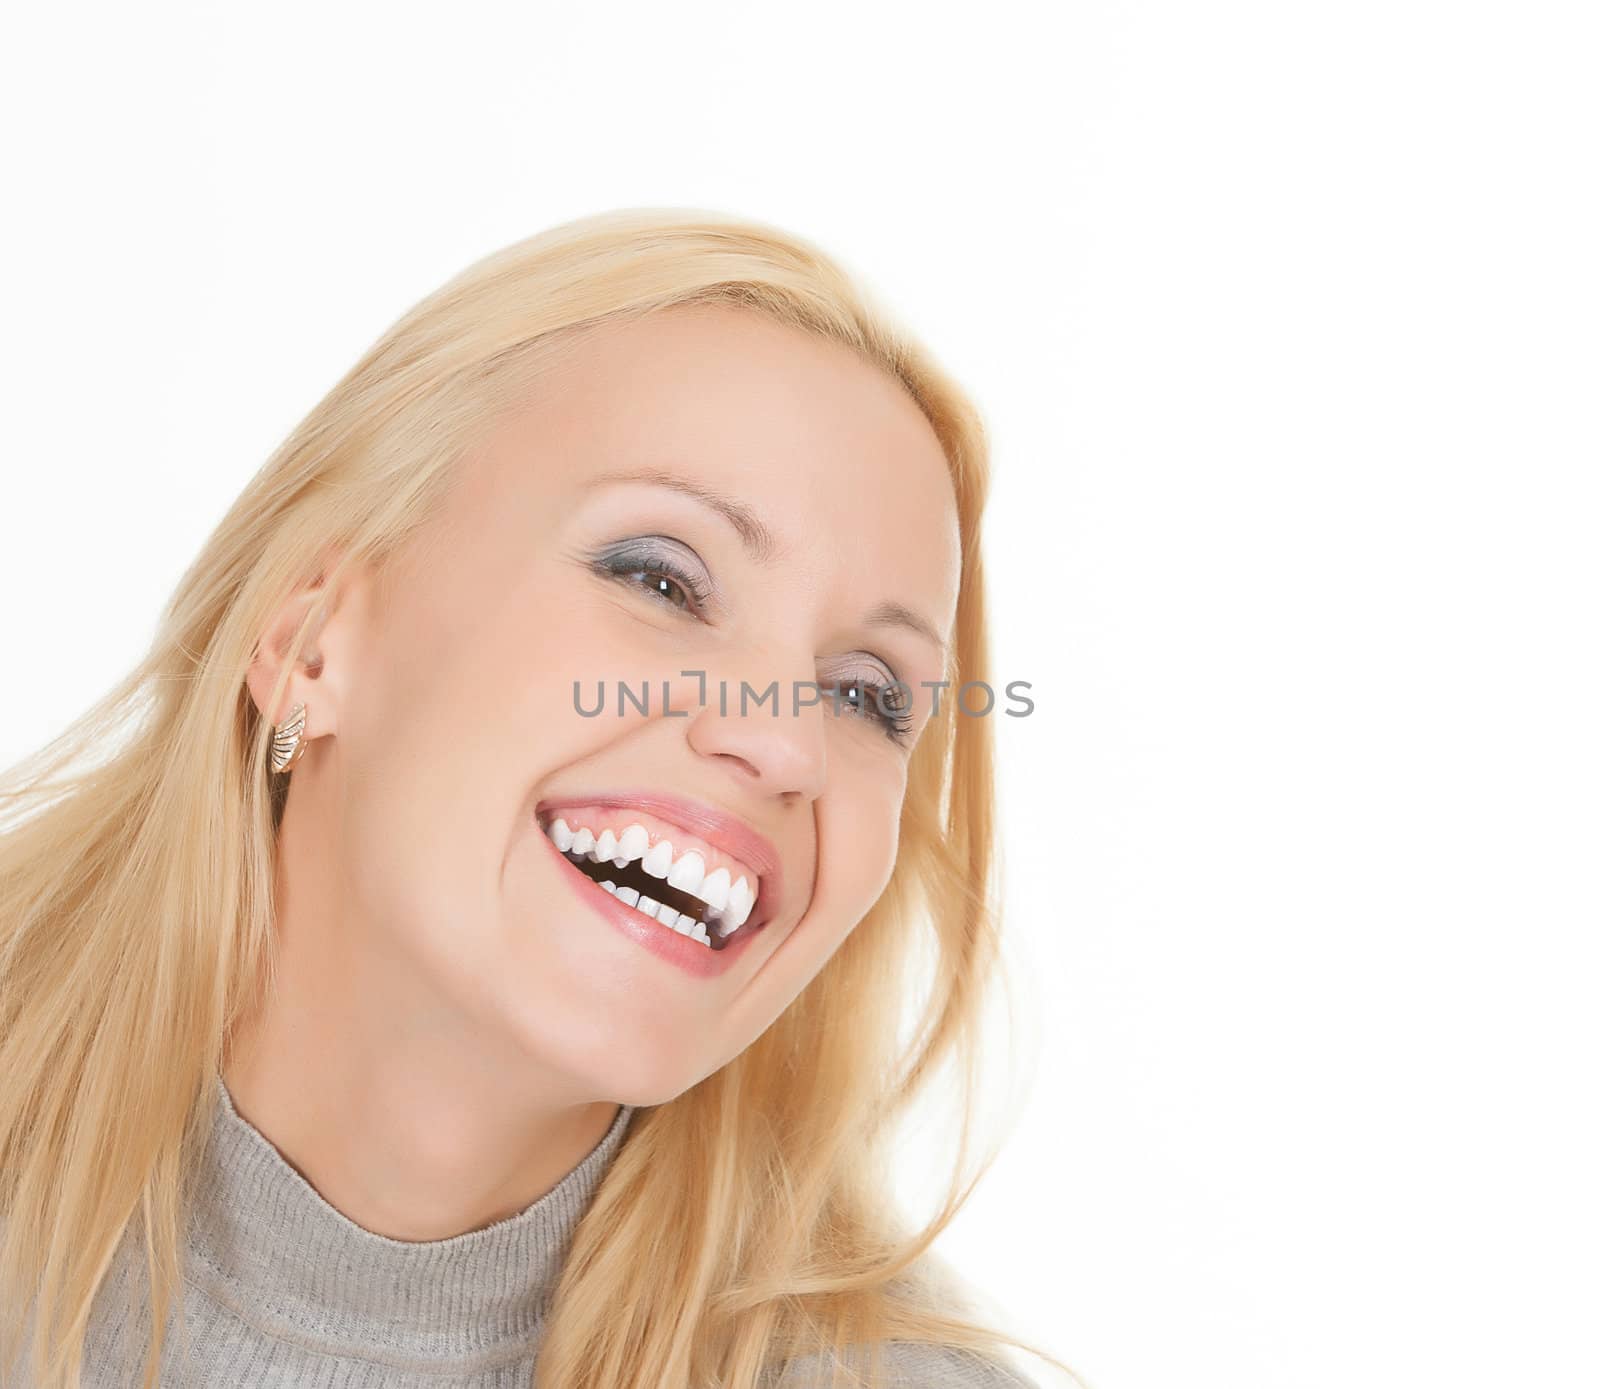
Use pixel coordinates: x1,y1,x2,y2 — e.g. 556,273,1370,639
60,1076,1040,1388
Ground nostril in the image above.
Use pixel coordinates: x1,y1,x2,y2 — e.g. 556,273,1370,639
716,752,763,780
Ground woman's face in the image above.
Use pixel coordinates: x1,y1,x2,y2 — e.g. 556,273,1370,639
266,303,961,1105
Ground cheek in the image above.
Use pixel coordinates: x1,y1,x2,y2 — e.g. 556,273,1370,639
512,591,676,754
816,768,906,928
331,581,625,930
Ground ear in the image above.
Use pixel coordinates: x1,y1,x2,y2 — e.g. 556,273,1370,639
244,548,365,744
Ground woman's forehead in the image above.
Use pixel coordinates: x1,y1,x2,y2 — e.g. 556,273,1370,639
501,305,938,478
470,307,963,611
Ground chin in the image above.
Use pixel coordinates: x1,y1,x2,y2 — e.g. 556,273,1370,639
492,1002,721,1108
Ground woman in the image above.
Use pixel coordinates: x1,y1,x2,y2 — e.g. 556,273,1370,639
0,209,1075,1388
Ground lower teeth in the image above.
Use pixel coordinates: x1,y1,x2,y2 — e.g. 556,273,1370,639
562,848,741,950
601,881,721,948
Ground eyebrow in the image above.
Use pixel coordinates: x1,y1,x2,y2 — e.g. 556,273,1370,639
589,467,949,658
862,600,949,659
588,467,779,563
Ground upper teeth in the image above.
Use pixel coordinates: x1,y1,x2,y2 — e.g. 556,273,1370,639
544,816,758,934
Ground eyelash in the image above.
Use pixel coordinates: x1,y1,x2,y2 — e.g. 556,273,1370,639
592,545,915,746
829,676,916,744
594,549,713,614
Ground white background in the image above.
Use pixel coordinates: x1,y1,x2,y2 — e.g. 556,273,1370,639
2,4,1596,1388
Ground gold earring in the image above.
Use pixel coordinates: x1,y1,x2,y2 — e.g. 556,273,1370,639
269,701,309,773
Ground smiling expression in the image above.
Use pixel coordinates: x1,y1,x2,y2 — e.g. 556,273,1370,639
326,302,962,1103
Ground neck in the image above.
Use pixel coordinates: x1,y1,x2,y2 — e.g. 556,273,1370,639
221,1040,621,1243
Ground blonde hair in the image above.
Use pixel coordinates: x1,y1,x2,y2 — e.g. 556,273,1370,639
0,208,1081,1389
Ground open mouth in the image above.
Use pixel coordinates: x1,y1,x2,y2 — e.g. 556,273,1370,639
537,812,768,953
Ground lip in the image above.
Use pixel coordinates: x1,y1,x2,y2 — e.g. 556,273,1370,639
535,821,766,980
533,790,783,933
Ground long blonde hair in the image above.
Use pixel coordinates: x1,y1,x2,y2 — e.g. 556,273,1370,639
0,208,1079,1389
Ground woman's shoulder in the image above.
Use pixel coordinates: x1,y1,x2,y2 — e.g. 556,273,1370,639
762,1339,1042,1388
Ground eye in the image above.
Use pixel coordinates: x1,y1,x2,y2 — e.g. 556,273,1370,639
591,538,713,616
619,564,695,612
829,673,916,746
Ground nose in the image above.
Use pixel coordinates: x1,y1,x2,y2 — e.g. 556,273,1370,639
683,662,828,802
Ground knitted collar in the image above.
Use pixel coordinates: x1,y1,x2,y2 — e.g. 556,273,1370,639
183,1073,635,1370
